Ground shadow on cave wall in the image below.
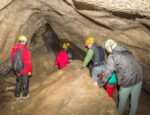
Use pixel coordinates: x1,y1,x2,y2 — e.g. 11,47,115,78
42,23,86,60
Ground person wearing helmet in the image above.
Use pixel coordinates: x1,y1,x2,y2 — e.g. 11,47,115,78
65,43,73,61
97,39,143,115
11,35,32,100
55,43,70,69
82,37,105,80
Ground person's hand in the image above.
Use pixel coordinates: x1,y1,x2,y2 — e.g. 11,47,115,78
28,72,31,76
55,65,58,69
94,81,98,87
98,73,103,79
97,78,105,88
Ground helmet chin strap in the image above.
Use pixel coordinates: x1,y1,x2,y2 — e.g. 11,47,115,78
110,47,113,53
106,46,112,53
110,43,117,52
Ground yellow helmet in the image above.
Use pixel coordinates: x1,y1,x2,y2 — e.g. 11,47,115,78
62,43,70,49
85,37,94,46
18,35,27,42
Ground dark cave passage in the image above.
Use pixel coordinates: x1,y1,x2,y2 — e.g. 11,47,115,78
30,23,86,62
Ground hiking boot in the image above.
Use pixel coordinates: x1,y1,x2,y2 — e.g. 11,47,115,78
22,94,30,100
16,96,22,100
15,93,22,100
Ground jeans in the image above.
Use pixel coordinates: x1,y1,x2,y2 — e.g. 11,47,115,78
15,74,29,97
92,65,104,80
118,81,142,115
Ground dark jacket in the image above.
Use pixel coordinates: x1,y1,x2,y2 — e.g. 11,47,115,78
91,43,104,66
102,46,143,87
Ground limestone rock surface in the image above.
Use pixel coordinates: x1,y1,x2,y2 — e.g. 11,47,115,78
0,0,149,91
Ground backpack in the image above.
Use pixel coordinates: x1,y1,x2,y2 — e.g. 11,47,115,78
68,52,73,60
107,72,117,84
67,48,74,60
97,46,105,62
12,48,25,72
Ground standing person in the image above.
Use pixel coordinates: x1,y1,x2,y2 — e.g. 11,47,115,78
55,43,70,69
97,39,143,115
11,35,32,100
82,37,105,80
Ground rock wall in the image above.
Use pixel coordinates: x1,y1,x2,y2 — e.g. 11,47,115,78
0,0,150,91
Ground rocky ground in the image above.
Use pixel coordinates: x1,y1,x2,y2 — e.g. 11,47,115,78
0,60,149,115
0,60,119,115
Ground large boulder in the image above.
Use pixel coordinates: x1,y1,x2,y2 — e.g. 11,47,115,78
0,60,118,115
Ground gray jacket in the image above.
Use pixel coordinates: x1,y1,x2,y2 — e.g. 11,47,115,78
102,46,143,87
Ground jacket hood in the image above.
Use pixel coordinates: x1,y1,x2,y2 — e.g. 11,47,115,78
113,46,127,52
15,44,26,49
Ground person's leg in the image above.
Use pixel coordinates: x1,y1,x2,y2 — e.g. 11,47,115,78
105,84,116,97
92,67,98,80
118,86,132,115
92,66,103,80
129,82,142,115
22,75,29,97
15,75,22,97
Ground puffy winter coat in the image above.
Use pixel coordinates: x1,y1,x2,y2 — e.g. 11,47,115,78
11,44,32,75
55,50,69,69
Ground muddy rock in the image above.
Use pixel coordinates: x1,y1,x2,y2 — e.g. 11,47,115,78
0,61,118,115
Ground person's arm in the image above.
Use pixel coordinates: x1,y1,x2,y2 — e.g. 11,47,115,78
97,54,116,87
55,54,59,65
82,48,94,67
23,48,32,75
10,48,15,62
102,55,116,82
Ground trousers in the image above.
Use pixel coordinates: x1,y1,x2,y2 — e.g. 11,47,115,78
118,81,142,115
15,74,29,97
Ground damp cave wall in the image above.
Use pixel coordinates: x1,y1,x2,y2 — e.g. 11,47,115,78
0,0,149,92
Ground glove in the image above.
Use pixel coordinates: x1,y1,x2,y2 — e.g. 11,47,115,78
98,73,103,79
97,78,105,88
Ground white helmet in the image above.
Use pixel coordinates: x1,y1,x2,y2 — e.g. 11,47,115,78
18,35,27,42
105,39,117,53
